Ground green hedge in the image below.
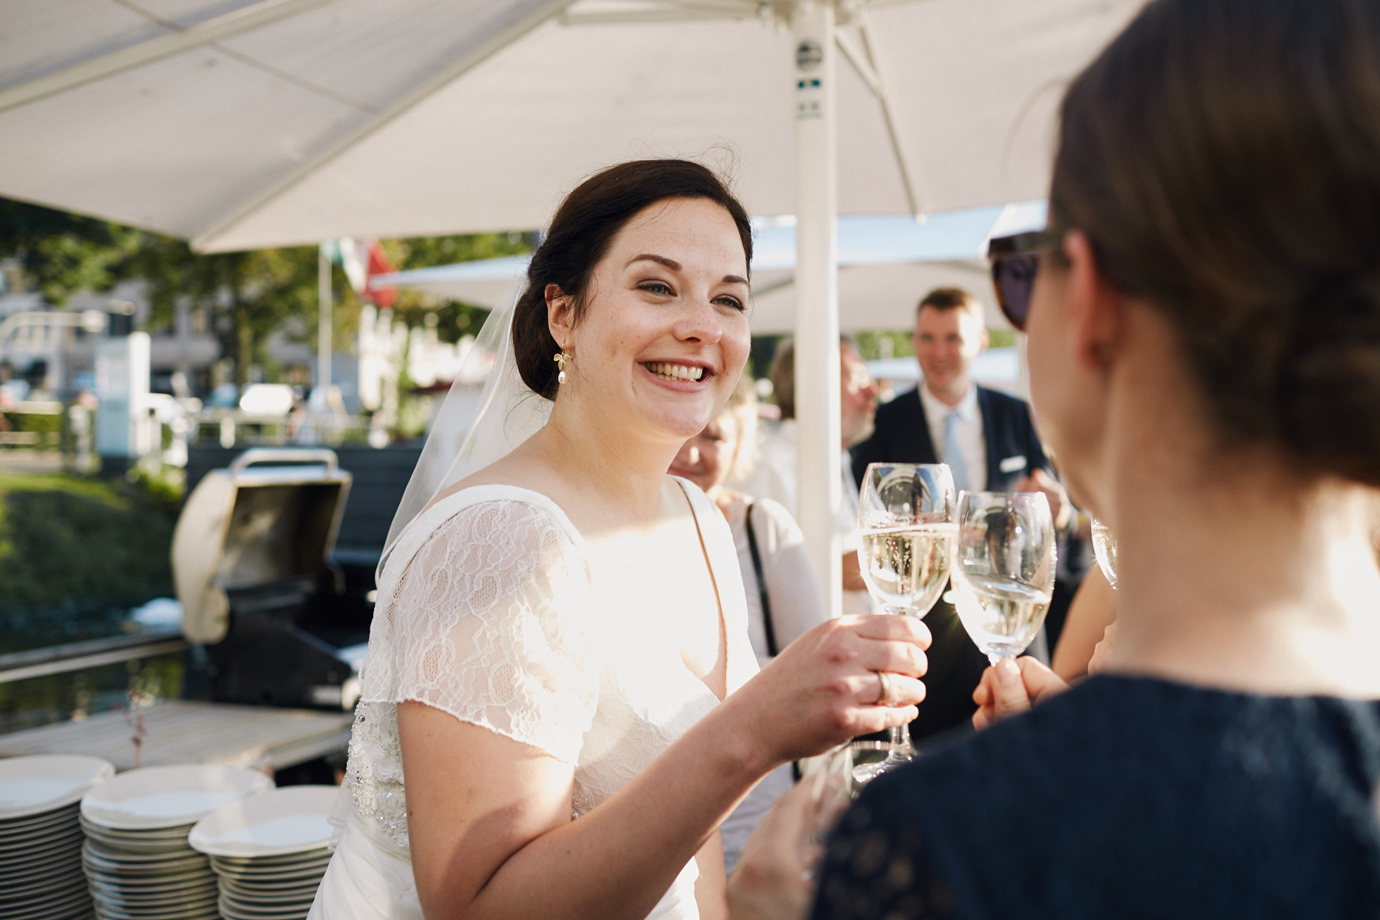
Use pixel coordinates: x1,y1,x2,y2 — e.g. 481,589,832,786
0,473,175,622
1,411,63,435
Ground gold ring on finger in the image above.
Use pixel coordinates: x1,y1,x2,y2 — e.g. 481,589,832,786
875,670,892,706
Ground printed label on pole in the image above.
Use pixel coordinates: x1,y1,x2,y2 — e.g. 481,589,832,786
796,78,823,120
796,39,823,71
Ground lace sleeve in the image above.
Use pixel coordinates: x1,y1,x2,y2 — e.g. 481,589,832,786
367,499,599,765
810,783,958,920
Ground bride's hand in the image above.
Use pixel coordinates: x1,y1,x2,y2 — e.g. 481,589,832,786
724,614,930,765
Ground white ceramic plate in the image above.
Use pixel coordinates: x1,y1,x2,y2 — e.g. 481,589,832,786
81,834,191,857
83,840,205,867
0,842,84,879
2,884,91,919
80,817,194,839
94,894,216,912
0,867,88,902
221,887,319,908
94,899,219,920
209,857,332,883
218,896,313,920
0,803,81,839
219,873,324,896
208,850,332,873
0,756,115,821
86,878,215,905
83,766,272,831
0,826,84,860
189,786,338,859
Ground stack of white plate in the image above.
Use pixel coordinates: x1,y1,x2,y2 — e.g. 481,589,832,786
190,786,339,920
80,765,274,920
0,755,115,920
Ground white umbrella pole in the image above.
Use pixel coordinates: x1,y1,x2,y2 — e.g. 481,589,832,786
792,1,842,619
318,241,332,398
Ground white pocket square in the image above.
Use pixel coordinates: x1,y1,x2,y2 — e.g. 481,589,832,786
999,455,1027,473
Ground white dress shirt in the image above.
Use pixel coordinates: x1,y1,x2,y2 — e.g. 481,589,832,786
919,384,987,492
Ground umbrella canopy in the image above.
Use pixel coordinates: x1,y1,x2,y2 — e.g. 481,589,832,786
0,0,1132,613
372,205,1048,333
1,0,1134,251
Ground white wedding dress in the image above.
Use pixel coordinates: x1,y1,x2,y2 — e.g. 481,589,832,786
308,481,758,920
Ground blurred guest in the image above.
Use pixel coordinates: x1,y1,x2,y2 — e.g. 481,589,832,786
734,337,879,614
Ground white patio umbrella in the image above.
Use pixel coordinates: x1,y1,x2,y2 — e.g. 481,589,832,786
0,0,1135,612
371,206,1045,334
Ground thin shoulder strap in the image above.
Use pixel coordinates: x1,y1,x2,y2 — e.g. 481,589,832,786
674,480,729,684
744,502,779,658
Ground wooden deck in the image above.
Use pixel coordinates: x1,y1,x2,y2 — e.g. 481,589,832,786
0,700,352,772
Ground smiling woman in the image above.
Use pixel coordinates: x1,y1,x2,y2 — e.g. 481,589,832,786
306,160,933,920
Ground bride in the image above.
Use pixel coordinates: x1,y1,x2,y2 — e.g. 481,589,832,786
307,159,931,920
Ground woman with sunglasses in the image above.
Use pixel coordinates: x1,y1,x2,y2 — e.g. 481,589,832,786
730,1,1380,916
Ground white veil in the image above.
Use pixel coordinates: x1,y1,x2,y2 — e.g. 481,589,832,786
378,281,551,579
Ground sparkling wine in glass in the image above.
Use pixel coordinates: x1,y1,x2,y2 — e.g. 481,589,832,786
1091,518,1118,589
952,491,1057,666
853,463,956,783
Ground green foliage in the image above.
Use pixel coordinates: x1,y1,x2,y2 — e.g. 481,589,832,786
380,232,533,344
0,473,174,617
2,195,537,386
126,466,186,514
854,330,914,361
0,199,142,304
2,412,62,435
129,238,321,388
987,327,1016,349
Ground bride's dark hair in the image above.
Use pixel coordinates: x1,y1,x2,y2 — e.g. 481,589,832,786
1050,0,1380,485
512,159,753,400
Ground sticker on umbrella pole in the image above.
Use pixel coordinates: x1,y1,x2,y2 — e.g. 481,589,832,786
797,78,823,120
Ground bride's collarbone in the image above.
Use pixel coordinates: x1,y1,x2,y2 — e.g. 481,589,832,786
582,515,724,681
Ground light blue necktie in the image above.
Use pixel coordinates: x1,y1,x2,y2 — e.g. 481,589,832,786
943,410,970,492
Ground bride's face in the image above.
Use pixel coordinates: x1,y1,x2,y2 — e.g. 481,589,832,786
561,197,751,443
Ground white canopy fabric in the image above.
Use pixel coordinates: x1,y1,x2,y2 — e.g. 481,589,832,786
372,206,1048,333
0,0,1136,252
0,0,1134,615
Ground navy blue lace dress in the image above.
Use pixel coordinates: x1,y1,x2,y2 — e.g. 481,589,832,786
811,676,1380,919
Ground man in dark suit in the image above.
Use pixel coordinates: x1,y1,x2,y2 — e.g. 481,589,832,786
851,287,1070,743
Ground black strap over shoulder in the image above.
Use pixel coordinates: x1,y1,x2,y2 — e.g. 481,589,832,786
744,502,778,658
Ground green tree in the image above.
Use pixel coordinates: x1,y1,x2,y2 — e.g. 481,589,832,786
129,238,319,388
379,231,533,342
0,199,142,303
2,196,537,386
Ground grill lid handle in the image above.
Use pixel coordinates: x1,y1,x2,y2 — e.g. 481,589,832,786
229,448,339,475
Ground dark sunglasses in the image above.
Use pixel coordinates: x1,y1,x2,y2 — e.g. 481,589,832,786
987,229,1064,332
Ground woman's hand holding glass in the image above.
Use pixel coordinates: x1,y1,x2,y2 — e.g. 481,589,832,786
724,613,931,767
852,463,957,780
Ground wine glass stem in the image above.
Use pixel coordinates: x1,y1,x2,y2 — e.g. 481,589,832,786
885,722,913,764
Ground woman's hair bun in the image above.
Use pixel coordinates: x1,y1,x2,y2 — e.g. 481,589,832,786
1049,0,1380,486
1278,275,1380,486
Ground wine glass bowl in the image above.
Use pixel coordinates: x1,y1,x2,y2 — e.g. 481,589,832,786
1091,519,1118,589
857,464,958,615
852,463,956,782
952,491,1057,666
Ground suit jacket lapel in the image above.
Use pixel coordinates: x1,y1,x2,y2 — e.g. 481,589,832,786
910,387,939,463
976,386,1002,487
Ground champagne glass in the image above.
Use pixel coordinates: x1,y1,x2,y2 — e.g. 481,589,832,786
952,492,1057,666
852,463,957,782
1091,518,1118,589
